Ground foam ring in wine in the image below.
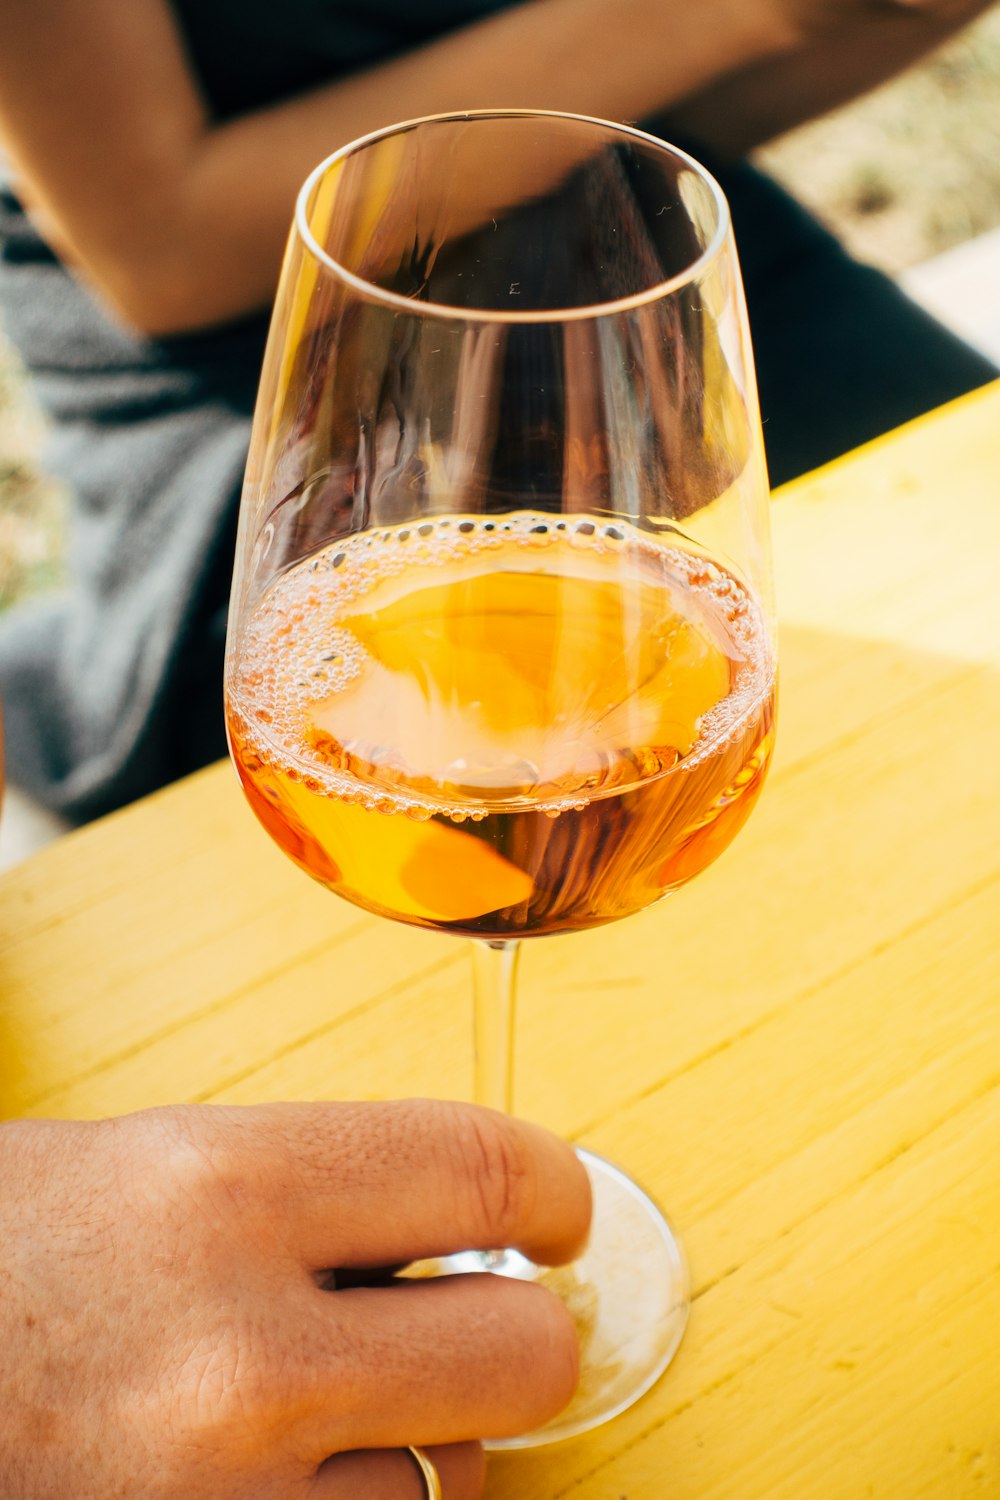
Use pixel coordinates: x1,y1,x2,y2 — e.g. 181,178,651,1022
227,512,775,939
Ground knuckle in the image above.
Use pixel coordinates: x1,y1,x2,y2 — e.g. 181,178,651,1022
139,1110,260,1229
170,1324,273,1446
456,1110,537,1246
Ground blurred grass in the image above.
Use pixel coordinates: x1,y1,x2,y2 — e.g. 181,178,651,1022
758,7,1000,273
0,331,66,611
2,7,999,611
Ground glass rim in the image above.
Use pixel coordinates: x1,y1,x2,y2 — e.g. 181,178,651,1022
294,108,731,325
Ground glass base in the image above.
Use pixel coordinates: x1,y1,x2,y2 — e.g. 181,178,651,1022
424,1148,689,1448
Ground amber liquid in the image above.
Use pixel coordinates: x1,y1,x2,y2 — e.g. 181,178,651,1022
226,514,775,938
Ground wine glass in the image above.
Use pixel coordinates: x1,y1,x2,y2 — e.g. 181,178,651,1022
224,110,776,1446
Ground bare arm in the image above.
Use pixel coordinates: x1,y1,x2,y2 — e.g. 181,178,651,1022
0,0,788,335
0,0,993,335
661,0,999,156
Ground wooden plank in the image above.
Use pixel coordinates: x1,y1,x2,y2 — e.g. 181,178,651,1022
496,1078,1000,1497
2,389,997,1123
11,651,998,1124
771,380,1000,663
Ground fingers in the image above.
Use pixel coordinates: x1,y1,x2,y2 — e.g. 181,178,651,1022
314,1444,484,1500
293,1272,579,1455
224,1099,592,1270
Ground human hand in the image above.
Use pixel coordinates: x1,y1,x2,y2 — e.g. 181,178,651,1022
0,1099,591,1498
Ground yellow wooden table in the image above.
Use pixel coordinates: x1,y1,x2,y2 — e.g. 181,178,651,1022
2,382,999,1497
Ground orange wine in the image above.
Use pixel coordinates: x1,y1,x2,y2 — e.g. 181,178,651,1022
226,513,775,938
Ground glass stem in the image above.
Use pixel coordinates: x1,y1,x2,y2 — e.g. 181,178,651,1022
471,938,521,1115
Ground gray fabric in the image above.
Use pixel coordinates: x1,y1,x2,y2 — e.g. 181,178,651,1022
0,0,520,822
0,184,267,819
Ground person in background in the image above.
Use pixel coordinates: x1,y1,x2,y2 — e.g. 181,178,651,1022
0,0,995,827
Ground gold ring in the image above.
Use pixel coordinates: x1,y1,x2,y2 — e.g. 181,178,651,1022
407,1445,442,1499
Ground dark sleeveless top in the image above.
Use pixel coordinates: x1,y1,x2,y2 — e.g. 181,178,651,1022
171,1,512,118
